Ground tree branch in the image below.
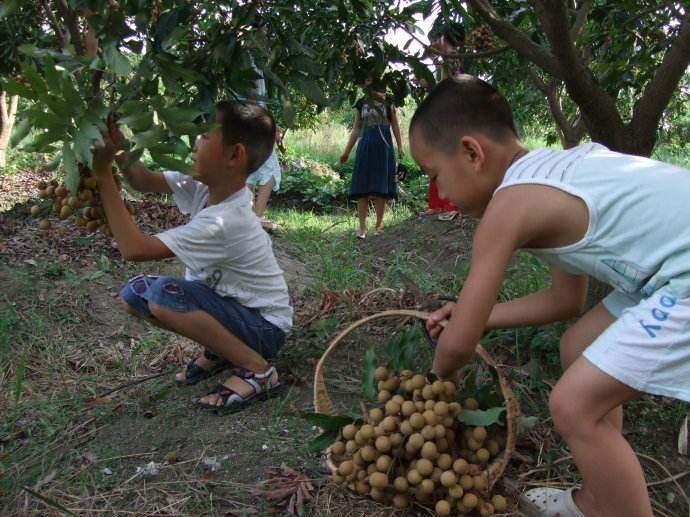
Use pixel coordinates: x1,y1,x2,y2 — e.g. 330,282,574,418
570,0,592,41
387,14,511,62
54,0,84,55
532,0,626,147
42,0,69,48
466,0,562,77
630,10,690,153
527,67,582,147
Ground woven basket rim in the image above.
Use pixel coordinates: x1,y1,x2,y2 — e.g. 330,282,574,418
312,309,521,492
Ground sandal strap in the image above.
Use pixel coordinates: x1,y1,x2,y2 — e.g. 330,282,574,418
211,365,278,407
203,349,221,362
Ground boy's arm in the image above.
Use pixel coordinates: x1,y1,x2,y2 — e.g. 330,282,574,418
115,152,172,194
93,147,174,262
107,122,171,194
485,267,588,329
339,110,361,164
432,211,517,378
429,268,587,337
431,192,588,379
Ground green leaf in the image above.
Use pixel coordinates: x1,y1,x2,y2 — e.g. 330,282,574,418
309,429,340,452
119,100,149,117
282,98,296,128
10,117,31,147
518,415,539,436
43,58,61,91
295,77,327,106
300,412,357,431
119,111,154,132
0,0,19,17
22,130,63,152
102,43,132,76
20,62,48,98
457,406,506,427
1,78,35,100
149,151,194,175
62,143,79,194
157,106,203,124
130,125,167,150
73,122,102,169
362,346,377,400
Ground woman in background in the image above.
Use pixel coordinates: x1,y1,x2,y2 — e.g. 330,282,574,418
340,78,404,239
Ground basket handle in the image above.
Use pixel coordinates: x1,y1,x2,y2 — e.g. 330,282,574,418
312,309,520,492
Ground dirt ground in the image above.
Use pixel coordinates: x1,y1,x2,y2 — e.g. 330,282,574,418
1,170,688,516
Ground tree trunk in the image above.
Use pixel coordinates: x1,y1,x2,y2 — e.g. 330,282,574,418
0,90,19,168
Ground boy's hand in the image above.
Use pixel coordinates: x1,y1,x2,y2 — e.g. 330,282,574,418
426,301,455,339
92,136,118,176
339,152,349,165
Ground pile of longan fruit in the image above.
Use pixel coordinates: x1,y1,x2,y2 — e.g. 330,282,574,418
31,171,132,235
328,367,508,515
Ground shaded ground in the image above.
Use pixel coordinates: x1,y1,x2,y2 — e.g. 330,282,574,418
1,170,688,516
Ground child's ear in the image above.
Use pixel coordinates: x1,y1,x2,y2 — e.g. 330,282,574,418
225,143,247,169
459,135,485,171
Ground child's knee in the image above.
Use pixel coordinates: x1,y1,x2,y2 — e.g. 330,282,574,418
146,277,194,315
549,385,591,439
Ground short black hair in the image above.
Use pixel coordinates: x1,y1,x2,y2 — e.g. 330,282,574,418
215,101,276,175
410,75,517,154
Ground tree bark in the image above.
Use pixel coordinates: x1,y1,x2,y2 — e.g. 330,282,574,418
468,0,690,157
0,90,19,168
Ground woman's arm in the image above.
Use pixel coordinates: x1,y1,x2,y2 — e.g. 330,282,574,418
339,109,361,164
390,106,404,159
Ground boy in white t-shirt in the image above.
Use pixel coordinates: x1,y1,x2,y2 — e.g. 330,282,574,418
411,76,690,517
92,101,292,413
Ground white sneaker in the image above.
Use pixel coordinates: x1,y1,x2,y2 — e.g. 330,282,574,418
520,487,586,517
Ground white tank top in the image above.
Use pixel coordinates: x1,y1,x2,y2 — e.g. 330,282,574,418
495,143,690,299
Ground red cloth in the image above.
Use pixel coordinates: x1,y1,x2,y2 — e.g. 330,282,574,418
428,179,457,211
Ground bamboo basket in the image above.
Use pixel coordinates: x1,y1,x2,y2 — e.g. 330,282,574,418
313,309,520,492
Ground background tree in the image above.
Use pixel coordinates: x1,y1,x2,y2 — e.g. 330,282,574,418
455,0,690,156
0,0,428,188
0,3,47,167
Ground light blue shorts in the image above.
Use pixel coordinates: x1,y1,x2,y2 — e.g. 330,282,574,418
247,148,281,191
585,289,690,401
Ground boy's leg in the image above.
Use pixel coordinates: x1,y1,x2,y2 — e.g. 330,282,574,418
147,303,275,404
253,176,275,217
549,357,651,517
119,275,225,378
373,197,386,232
357,197,369,237
560,302,622,430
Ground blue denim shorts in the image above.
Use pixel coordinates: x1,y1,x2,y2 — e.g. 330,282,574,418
120,275,285,359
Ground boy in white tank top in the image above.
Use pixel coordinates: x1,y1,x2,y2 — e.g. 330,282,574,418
409,76,689,517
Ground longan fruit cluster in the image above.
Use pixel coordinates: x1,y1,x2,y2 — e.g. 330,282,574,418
329,366,509,515
469,26,494,51
32,172,133,235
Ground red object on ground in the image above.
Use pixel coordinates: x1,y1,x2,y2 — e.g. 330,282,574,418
428,179,457,212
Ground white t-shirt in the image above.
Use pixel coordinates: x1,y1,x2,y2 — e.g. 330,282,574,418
155,170,293,332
